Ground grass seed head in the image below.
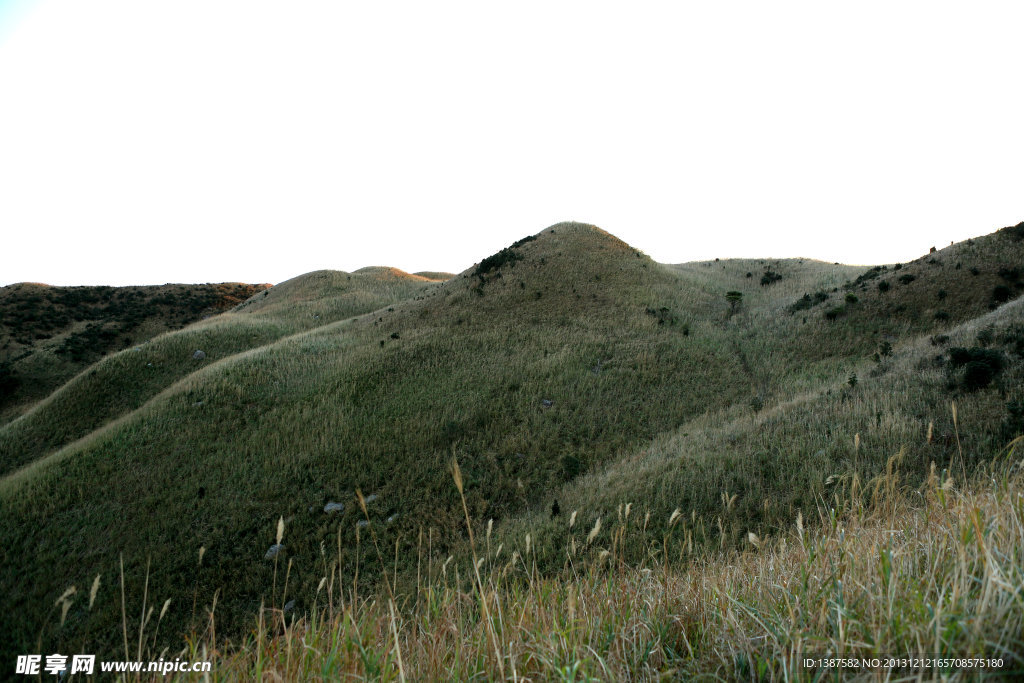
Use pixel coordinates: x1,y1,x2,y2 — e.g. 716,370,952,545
88,574,101,610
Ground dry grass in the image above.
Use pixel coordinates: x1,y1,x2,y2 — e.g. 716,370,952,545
160,441,1024,681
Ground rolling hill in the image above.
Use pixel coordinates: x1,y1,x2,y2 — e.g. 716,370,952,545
0,220,1022,676
0,282,270,424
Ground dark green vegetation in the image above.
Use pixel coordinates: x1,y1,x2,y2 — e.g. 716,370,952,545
1,221,1022,671
0,282,269,423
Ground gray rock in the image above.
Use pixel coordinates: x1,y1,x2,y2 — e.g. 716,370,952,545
357,520,370,529
264,543,284,560
283,600,295,613
541,399,553,408
192,350,206,361
364,494,378,504
324,502,344,514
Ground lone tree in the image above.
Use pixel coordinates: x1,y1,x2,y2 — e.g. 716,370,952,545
725,290,743,313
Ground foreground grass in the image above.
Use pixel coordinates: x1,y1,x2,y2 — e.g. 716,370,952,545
160,443,1024,681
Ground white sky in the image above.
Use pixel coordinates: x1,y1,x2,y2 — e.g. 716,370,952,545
1,1,1022,286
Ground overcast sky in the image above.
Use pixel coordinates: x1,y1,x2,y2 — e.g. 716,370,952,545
1,1,1022,286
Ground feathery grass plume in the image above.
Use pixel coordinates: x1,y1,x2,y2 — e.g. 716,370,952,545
451,456,464,495
587,517,601,544
316,577,327,595
494,543,503,560
486,518,493,542
60,599,72,627
54,585,76,607
198,546,206,566
927,420,934,444
356,489,367,515
668,508,682,527
276,516,285,545
624,502,632,520
747,532,761,549
796,510,803,535
598,549,611,564
569,510,577,528
525,533,531,555
159,598,171,621
88,574,101,610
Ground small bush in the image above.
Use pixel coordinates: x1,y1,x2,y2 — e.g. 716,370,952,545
877,281,891,293
947,346,1005,391
788,291,829,313
997,267,1021,283
561,454,583,480
824,306,846,321
937,289,947,300
976,326,995,347
963,361,996,391
760,270,782,286
934,311,950,321
645,306,677,326
993,285,1012,303
844,293,858,304
898,274,916,285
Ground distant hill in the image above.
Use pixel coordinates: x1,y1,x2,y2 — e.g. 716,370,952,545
0,282,269,423
0,220,1021,666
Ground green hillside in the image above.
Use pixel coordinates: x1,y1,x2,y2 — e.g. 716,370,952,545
0,221,1022,675
0,268,439,477
0,282,269,423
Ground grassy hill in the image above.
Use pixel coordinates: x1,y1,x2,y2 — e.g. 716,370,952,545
0,282,269,424
0,220,1022,678
0,268,442,477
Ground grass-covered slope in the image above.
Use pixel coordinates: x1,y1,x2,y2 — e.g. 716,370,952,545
0,220,1021,669
0,282,269,423
0,268,441,476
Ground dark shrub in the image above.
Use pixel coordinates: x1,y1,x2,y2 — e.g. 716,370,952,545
561,454,583,480
993,285,1012,303
824,306,846,321
947,346,1005,392
845,293,858,304
934,311,950,321
474,248,522,277
788,291,829,313
760,270,783,286
998,267,1021,283
976,327,995,347
937,289,947,300
998,221,1024,241
878,281,891,293
898,274,916,285
963,361,996,391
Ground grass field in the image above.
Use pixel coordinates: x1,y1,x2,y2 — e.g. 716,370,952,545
1,220,1022,679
